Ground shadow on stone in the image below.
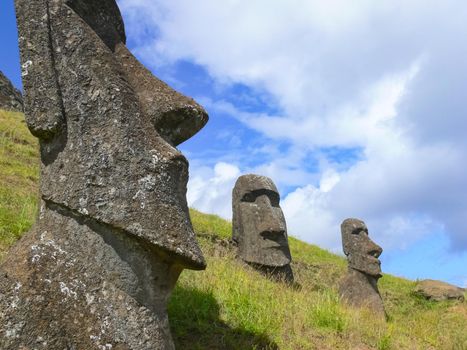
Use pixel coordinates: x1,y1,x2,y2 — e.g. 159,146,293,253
169,287,279,350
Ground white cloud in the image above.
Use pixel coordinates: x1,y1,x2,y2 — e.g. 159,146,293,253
281,170,341,250
241,61,421,150
119,0,467,255
282,164,446,253
187,162,240,219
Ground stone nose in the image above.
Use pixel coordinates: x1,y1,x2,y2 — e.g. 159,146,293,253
156,102,208,147
114,43,208,146
255,195,286,235
366,239,383,259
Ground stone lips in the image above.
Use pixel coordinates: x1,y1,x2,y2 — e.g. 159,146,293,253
232,174,293,283
0,71,23,112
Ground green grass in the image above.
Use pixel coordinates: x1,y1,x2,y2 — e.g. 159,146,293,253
1,109,466,349
190,208,232,239
0,109,39,261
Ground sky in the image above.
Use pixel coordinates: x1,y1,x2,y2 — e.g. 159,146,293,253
1,1,466,286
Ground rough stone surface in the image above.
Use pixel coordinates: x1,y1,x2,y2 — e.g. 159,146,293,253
0,71,23,112
339,218,385,317
414,279,465,301
0,0,208,348
232,174,293,283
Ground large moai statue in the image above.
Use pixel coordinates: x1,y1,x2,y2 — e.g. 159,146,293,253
338,218,385,317
232,174,293,283
0,0,208,349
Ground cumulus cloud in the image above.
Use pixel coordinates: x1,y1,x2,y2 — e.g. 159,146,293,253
281,171,341,250
187,162,240,219
119,0,467,255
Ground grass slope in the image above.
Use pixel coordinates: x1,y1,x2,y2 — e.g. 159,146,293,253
0,110,38,261
1,109,466,349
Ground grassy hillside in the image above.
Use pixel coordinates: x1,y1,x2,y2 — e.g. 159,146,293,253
1,109,466,349
0,109,38,261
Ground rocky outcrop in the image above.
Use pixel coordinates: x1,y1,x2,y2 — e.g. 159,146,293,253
339,218,385,318
0,0,208,349
0,71,23,112
232,174,293,283
414,279,465,301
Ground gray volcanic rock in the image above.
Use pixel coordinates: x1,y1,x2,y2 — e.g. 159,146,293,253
0,0,208,348
232,174,293,283
339,218,385,317
414,279,465,301
0,71,23,112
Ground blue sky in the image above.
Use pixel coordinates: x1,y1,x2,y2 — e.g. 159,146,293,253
0,0,21,89
2,0,467,286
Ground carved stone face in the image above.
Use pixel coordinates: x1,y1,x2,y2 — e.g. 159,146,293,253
232,175,291,267
17,0,208,269
341,218,382,277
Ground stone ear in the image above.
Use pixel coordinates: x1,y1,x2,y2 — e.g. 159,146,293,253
16,0,65,141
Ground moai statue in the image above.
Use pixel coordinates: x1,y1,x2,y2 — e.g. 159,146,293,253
339,218,385,317
0,0,208,349
232,174,293,283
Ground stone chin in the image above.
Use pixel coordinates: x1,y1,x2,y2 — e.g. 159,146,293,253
349,254,382,278
357,263,382,278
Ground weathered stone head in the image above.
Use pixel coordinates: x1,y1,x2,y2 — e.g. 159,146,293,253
0,0,208,348
17,0,207,269
339,218,385,318
341,218,382,277
232,174,293,282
